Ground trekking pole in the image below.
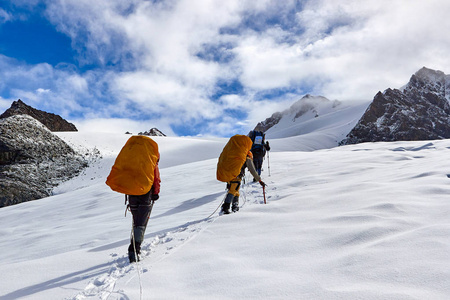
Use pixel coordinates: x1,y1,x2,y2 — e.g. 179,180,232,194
267,151,271,177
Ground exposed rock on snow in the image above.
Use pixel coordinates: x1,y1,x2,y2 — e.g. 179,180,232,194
0,99,77,132
138,128,166,136
341,67,450,144
0,115,87,207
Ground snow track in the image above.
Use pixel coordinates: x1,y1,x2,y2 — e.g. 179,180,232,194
70,180,272,300
70,218,214,300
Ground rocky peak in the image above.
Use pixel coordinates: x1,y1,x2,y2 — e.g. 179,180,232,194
404,67,447,98
413,67,446,86
138,128,166,136
0,99,78,132
341,67,450,145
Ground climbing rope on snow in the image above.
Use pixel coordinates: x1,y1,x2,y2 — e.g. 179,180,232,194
240,175,249,209
130,225,143,300
206,193,227,219
125,195,155,300
125,193,143,300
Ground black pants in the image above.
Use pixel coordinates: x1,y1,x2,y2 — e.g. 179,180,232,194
253,154,264,175
128,190,153,254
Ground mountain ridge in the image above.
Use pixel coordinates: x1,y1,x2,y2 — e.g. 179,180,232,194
341,67,450,144
0,99,78,132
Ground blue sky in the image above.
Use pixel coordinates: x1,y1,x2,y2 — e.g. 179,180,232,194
1,0,450,136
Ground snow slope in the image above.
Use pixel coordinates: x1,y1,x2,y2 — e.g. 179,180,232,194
0,130,450,299
265,100,369,150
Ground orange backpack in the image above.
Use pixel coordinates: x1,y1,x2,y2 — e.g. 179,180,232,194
216,135,253,182
106,135,159,195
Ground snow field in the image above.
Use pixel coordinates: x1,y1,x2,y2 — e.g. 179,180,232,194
0,133,449,299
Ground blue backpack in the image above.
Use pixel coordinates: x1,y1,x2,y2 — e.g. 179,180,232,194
249,130,265,156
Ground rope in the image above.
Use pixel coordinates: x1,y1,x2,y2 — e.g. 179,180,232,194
130,224,143,300
126,196,155,300
206,193,226,219
240,175,249,208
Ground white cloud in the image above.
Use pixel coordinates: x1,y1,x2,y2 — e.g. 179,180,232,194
0,96,11,113
2,0,450,136
111,70,224,120
36,88,51,94
73,117,175,136
0,8,12,23
229,0,450,102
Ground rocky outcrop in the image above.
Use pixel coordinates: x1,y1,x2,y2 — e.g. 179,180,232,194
138,128,166,136
0,115,87,207
255,112,283,132
341,67,450,144
0,99,77,131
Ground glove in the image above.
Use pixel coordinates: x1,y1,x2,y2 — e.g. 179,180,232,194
259,180,266,188
151,194,159,201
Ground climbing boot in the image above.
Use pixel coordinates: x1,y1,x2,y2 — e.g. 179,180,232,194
221,202,231,214
232,196,239,212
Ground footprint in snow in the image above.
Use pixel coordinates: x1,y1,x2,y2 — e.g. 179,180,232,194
70,218,214,300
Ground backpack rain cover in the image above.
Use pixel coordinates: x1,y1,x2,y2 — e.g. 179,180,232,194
106,135,159,195
216,135,253,182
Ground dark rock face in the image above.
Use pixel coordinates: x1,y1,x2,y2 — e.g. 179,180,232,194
255,112,283,132
0,115,87,207
138,128,166,136
341,67,450,144
0,99,77,132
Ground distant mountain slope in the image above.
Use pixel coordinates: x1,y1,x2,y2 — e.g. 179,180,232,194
341,67,450,144
255,94,368,150
0,99,77,131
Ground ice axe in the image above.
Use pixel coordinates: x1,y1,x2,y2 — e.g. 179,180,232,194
263,185,266,204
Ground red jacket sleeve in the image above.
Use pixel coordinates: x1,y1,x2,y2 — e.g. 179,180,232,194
152,164,161,195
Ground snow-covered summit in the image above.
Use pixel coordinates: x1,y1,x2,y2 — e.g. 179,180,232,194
256,95,340,134
255,94,368,150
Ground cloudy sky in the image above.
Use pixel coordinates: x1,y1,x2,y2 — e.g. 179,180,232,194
0,0,449,136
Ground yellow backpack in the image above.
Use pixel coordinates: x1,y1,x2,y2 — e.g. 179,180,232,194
216,135,253,182
106,135,159,195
